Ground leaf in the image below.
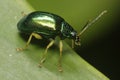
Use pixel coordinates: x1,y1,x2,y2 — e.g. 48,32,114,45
0,0,109,80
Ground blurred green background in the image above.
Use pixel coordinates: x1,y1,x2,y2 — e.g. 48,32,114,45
27,0,119,79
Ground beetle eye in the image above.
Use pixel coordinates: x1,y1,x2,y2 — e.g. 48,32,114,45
70,32,76,37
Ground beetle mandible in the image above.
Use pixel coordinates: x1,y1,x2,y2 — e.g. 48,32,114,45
17,10,107,72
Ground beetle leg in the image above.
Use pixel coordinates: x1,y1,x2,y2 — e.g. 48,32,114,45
21,11,27,16
39,40,54,67
72,40,75,48
58,40,63,72
16,33,42,51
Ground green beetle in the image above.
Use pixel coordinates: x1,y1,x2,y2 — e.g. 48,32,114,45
17,10,107,72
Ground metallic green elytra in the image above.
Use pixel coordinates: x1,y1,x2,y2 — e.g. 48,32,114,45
17,10,107,72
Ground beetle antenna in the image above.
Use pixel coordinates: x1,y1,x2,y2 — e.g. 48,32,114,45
78,10,107,36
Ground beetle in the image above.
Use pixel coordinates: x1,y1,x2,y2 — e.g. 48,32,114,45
17,10,107,72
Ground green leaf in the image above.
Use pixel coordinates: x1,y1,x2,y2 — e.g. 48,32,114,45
0,0,109,80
